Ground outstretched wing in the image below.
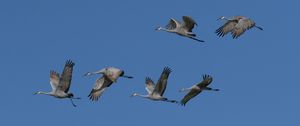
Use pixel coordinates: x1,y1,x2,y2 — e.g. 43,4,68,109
231,18,255,39
88,76,113,101
180,89,201,106
145,77,155,94
166,18,180,30
50,70,60,91
182,16,197,32
57,60,75,93
215,20,237,37
153,67,172,96
197,74,213,88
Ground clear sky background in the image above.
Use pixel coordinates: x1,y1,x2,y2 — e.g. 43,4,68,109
0,0,299,125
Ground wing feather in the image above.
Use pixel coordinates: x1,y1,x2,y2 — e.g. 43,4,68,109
231,18,255,39
145,77,155,94
50,70,60,91
166,18,180,30
216,20,237,37
182,16,197,32
57,60,75,93
197,74,213,88
153,67,172,96
180,89,201,106
88,76,113,101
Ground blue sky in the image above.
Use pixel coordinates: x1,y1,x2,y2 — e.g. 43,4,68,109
0,0,299,125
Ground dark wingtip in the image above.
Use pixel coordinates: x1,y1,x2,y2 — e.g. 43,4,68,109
180,102,186,106
145,77,153,83
66,59,75,67
203,74,213,82
163,67,172,74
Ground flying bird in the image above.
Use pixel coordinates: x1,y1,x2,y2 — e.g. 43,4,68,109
131,67,178,103
216,16,263,39
84,67,133,101
34,60,80,107
155,16,205,42
179,74,219,106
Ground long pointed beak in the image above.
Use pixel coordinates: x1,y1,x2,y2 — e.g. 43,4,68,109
155,27,162,31
216,18,222,21
83,72,92,76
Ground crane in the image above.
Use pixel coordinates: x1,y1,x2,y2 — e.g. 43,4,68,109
216,16,263,39
156,16,205,42
34,60,80,107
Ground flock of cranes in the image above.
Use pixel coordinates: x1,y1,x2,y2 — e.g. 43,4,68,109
35,15,263,107
156,15,262,42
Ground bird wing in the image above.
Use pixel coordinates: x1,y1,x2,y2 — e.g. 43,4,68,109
231,18,255,39
145,77,155,94
88,76,113,101
180,89,201,106
215,20,237,37
166,18,180,30
57,60,75,93
182,16,197,32
153,67,172,96
50,70,60,91
197,74,213,88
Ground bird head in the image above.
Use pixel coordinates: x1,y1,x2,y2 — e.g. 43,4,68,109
83,72,93,76
155,27,163,31
33,91,42,95
179,88,185,92
130,93,138,97
217,16,226,21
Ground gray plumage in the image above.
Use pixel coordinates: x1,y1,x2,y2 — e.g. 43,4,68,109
131,67,178,103
179,74,219,106
156,16,205,42
34,60,80,107
84,67,133,101
216,16,263,39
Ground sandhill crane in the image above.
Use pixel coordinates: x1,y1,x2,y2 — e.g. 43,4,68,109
155,16,205,42
34,60,80,107
216,16,263,39
179,74,219,106
131,67,178,103
84,67,133,101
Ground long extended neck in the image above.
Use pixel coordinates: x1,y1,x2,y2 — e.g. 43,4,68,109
133,93,149,98
35,91,52,95
84,71,102,76
157,27,175,33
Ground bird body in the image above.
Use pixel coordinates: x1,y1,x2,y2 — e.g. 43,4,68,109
180,75,219,106
216,16,263,39
156,16,204,42
131,67,178,103
84,67,133,101
34,60,80,107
